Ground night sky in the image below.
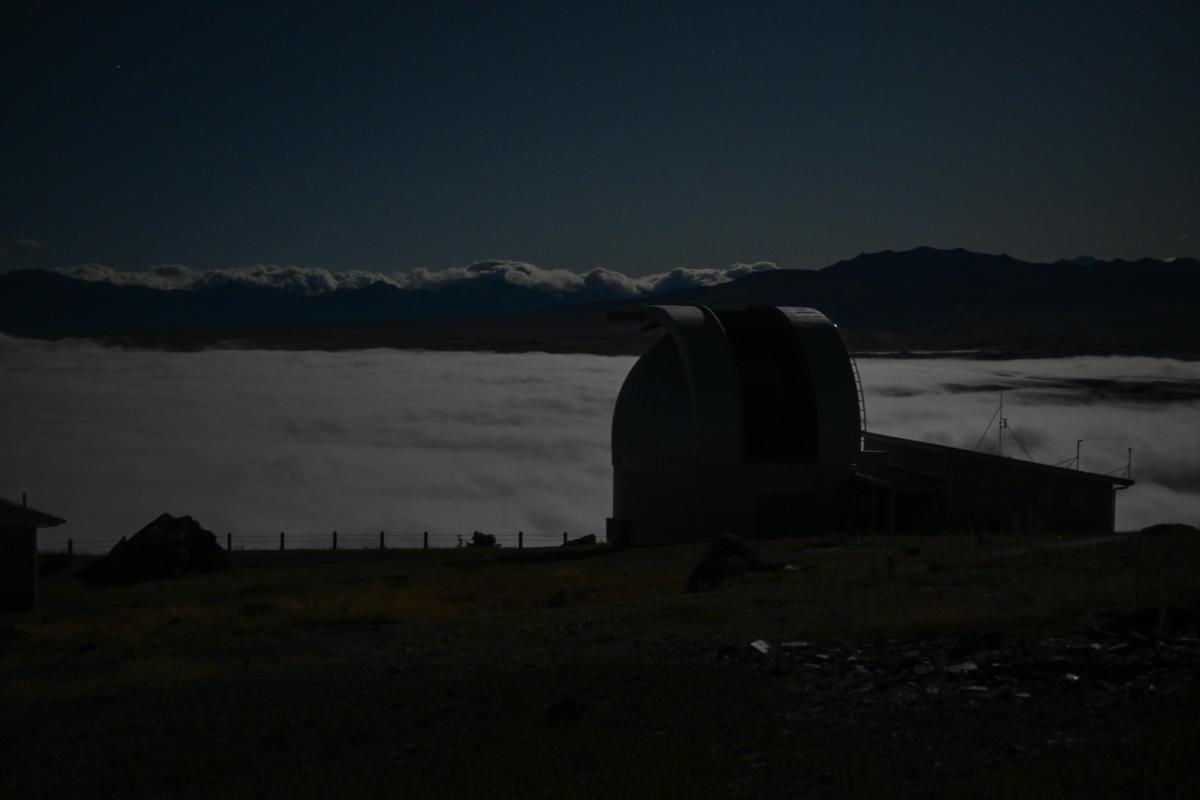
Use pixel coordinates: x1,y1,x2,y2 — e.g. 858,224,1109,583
5,1,1198,275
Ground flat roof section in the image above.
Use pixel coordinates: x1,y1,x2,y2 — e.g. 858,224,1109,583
0,496,66,530
863,432,1135,488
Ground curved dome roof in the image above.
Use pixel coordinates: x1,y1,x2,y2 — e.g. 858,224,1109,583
612,305,860,470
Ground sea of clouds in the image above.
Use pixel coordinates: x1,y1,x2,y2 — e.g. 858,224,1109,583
2,337,1196,551
55,260,781,298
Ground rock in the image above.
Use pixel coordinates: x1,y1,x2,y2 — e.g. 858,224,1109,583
685,536,772,592
38,552,73,575
1138,523,1200,537
467,531,498,548
79,513,229,586
1101,605,1200,640
0,624,29,654
947,630,1006,660
545,698,585,727
561,534,596,547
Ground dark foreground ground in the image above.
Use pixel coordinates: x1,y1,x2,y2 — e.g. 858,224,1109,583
3,531,1200,798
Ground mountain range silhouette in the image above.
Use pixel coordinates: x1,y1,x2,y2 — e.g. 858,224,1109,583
3,247,1197,356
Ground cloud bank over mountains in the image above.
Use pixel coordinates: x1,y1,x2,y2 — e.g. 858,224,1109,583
55,260,781,298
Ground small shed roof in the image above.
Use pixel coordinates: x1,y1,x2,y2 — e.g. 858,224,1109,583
0,496,66,529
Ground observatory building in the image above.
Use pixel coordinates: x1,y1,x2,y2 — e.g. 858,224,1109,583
606,305,863,546
606,305,1133,546
0,495,65,611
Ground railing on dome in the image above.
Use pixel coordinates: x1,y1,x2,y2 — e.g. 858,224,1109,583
850,355,868,450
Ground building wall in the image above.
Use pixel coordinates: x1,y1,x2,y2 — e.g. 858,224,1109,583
863,435,1119,534
0,525,37,612
612,462,851,545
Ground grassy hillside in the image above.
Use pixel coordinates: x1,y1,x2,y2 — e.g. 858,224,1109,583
3,531,1199,798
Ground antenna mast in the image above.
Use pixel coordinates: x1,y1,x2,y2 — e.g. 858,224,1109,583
997,391,1006,456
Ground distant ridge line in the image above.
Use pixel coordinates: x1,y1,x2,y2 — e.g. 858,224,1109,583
3,247,1198,356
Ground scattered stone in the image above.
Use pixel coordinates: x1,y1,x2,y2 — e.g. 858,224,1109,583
749,639,771,655
1108,605,1200,640
946,662,979,674
947,630,1005,660
79,513,229,586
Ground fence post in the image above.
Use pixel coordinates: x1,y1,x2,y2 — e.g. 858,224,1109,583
332,530,338,551
563,531,568,545
423,531,429,549
518,530,524,549
280,531,285,551
379,530,385,550
227,532,232,552
67,538,74,560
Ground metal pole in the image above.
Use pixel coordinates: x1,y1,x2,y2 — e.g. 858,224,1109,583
997,392,1004,456
332,530,338,551
1076,439,1082,471
518,530,524,549
423,530,429,549
280,531,285,551
380,530,385,550
227,532,232,552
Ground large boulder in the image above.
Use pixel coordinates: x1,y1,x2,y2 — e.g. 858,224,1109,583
467,531,499,548
80,513,229,586
685,535,772,592
1139,523,1200,537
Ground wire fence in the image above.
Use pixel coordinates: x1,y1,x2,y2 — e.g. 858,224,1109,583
38,529,601,556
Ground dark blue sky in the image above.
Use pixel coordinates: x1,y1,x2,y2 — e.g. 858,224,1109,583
5,1,1197,275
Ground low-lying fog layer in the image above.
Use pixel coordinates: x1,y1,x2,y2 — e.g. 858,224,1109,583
2,337,1196,551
